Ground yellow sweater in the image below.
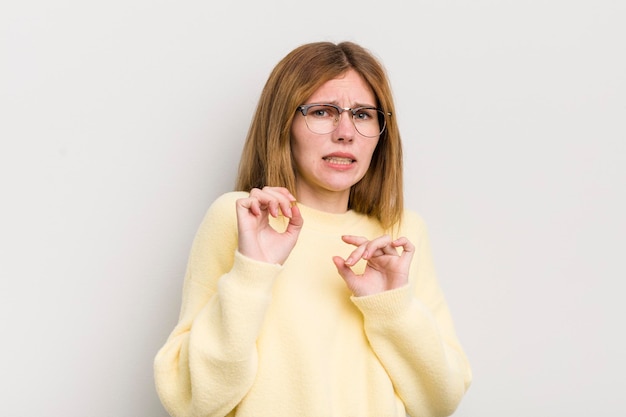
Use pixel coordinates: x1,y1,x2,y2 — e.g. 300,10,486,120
154,192,471,417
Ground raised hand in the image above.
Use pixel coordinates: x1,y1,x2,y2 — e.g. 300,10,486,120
333,235,415,297
236,187,304,265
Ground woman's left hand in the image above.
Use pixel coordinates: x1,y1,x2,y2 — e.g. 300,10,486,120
333,235,415,297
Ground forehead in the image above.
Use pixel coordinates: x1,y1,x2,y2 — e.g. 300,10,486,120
306,69,376,105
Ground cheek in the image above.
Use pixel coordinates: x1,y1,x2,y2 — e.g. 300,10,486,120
290,122,310,162
290,142,316,179
290,140,306,168
291,117,309,143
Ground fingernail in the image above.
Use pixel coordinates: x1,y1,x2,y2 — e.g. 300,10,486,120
345,257,354,266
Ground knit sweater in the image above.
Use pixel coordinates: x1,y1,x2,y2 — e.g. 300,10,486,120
154,191,472,417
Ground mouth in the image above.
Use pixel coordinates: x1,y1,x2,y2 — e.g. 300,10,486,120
323,156,355,165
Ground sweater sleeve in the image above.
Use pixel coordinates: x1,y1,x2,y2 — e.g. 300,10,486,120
351,213,472,417
154,193,283,417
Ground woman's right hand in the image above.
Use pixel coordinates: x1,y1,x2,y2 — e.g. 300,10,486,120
236,187,304,265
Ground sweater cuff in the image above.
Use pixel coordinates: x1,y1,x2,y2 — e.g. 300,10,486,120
350,284,413,320
222,250,283,295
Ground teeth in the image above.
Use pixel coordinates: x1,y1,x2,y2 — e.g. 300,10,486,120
324,157,353,165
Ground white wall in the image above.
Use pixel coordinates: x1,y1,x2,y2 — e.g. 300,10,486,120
2,1,624,416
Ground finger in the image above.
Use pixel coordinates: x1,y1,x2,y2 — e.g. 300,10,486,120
341,235,369,247
236,196,262,216
391,236,414,251
260,187,297,218
344,243,368,267
267,186,296,202
250,187,294,218
341,235,391,265
392,236,416,261
362,235,394,259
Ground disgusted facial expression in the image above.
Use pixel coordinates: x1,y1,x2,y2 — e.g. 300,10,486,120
290,69,380,211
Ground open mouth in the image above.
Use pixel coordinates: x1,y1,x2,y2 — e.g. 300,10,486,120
323,156,354,165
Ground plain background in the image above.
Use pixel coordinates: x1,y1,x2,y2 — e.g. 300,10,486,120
1,1,624,416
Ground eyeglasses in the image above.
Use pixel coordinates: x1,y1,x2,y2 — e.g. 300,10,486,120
296,103,391,138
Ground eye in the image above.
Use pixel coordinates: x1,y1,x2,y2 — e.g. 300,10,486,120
353,108,376,121
309,105,338,119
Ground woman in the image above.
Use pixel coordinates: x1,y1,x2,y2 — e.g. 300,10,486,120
154,41,472,417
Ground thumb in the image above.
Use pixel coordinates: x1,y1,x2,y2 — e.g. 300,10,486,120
284,205,304,235
333,256,357,282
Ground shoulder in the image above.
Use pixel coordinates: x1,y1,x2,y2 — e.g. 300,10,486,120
186,192,248,285
208,191,250,214
397,207,429,240
196,191,248,239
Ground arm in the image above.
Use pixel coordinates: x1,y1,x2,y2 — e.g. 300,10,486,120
336,213,472,416
153,192,298,417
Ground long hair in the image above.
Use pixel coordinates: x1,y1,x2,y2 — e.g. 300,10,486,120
235,41,403,229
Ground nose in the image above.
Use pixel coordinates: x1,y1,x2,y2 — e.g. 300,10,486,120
333,111,355,142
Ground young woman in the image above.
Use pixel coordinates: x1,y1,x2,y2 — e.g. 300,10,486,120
154,41,472,417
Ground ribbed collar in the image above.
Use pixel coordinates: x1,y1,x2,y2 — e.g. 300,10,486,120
295,202,372,233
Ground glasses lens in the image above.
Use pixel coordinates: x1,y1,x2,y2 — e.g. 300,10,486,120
352,107,385,137
302,105,387,137
303,105,339,135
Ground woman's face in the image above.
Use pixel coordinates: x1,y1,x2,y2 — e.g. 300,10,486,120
290,69,380,211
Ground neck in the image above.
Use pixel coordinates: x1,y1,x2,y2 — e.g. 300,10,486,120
295,187,350,214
